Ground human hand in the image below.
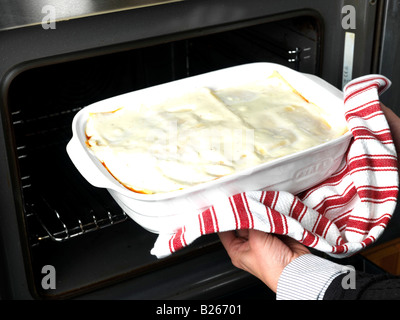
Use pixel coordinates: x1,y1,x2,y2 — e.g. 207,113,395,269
218,229,310,293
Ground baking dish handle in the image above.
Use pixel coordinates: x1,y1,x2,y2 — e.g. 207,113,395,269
66,137,115,190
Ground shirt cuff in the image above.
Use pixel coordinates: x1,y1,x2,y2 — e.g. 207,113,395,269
276,254,352,300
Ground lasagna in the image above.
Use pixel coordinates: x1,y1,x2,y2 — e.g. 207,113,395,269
85,72,345,194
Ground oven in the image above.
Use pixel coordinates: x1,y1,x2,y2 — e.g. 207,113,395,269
0,0,398,300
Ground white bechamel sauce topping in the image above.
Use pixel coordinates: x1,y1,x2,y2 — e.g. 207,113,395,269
85,72,345,194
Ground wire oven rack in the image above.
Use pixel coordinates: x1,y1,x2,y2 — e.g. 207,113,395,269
12,107,128,247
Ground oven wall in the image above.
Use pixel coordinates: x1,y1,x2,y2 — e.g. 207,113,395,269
0,0,380,299
378,0,400,115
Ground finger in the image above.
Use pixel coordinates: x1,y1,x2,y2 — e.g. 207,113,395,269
276,234,310,254
218,231,237,248
235,229,249,239
218,230,248,256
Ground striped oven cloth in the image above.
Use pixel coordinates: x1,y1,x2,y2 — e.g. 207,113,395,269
151,75,399,259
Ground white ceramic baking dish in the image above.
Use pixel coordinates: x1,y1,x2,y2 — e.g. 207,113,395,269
67,63,352,234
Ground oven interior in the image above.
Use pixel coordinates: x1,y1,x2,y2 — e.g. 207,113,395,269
8,14,322,299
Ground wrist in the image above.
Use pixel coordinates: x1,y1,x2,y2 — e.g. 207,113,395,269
259,249,305,293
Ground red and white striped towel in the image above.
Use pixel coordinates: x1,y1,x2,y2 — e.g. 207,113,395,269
151,75,399,259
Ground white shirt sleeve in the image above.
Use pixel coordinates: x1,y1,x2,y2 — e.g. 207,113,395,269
276,254,353,300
